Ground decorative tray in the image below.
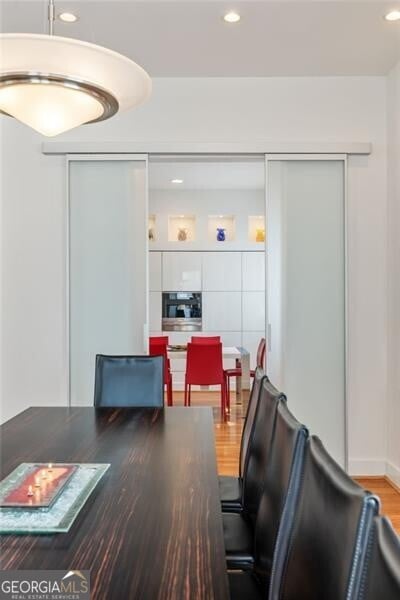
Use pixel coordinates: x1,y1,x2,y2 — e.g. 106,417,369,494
1,464,77,508
168,344,187,351
0,463,110,534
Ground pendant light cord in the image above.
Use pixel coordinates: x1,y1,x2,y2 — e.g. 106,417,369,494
48,0,55,36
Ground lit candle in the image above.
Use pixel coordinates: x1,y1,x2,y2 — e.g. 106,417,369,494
34,476,41,487
27,485,33,496
48,463,53,471
41,469,47,479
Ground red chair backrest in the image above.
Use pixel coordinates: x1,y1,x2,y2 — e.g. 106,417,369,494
185,342,224,385
149,337,169,382
191,336,221,344
256,337,266,369
150,336,169,346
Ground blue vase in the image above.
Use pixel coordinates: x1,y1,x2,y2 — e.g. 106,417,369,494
216,227,226,242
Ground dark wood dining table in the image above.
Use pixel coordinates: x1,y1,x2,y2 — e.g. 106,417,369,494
0,406,230,600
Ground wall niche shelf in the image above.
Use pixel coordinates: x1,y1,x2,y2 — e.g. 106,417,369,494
208,215,235,243
248,215,266,243
148,214,156,243
168,215,196,242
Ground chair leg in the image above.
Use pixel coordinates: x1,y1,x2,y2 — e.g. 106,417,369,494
188,384,191,407
226,375,231,412
184,381,188,407
167,377,173,406
221,381,226,421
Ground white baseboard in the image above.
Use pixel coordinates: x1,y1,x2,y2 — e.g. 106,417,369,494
348,458,400,490
348,459,386,476
386,460,400,489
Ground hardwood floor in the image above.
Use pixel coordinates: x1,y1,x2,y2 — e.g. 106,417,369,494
354,477,400,534
171,390,400,534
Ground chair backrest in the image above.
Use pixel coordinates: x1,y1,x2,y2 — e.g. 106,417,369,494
357,516,400,600
94,355,164,407
185,342,224,385
149,337,169,382
256,337,266,369
252,402,308,588
191,336,221,344
269,436,380,600
239,367,266,477
241,379,287,522
149,336,169,346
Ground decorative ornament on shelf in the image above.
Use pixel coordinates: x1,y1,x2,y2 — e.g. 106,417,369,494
0,0,151,137
177,227,188,242
216,227,226,242
148,227,155,242
256,228,265,243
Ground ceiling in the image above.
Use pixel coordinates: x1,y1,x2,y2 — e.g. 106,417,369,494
1,0,399,76
149,158,265,190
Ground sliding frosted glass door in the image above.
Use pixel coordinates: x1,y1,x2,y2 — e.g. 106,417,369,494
266,157,346,466
69,156,148,406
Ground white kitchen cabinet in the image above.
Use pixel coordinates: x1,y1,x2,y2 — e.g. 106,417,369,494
149,252,162,291
242,291,265,331
149,292,162,332
203,292,242,332
202,252,242,291
200,331,241,347
242,252,265,291
162,252,202,291
167,331,241,346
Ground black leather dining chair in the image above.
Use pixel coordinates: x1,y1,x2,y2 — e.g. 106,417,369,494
229,436,380,600
94,355,164,407
357,515,400,600
219,367,267,512
224,400,308,576
267,436,380,600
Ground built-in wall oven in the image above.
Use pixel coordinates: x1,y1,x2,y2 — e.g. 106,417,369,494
162,292,202,332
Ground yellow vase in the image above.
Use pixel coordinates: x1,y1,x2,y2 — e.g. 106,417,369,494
256,228,265,242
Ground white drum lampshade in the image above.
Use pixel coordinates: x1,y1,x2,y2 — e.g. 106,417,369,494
0,34,152,136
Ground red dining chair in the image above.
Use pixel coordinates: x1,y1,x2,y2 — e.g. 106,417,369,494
184,342,227,419
224,337,266,411
191,336,221,344
149,336,173,406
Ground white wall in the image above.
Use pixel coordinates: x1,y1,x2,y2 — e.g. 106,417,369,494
0,124,67,423
386,60,400,487
0,77,388,477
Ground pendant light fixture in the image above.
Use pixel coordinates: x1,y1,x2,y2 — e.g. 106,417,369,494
0,0,151,137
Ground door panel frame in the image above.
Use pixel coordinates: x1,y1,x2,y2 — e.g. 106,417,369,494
265,153,348,470
64,150,349,469
65,154,149,406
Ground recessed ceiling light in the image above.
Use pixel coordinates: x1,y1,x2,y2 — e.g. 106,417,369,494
385,10,400,21
171,178,183,184
223,11,241,23
58,12,78,23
